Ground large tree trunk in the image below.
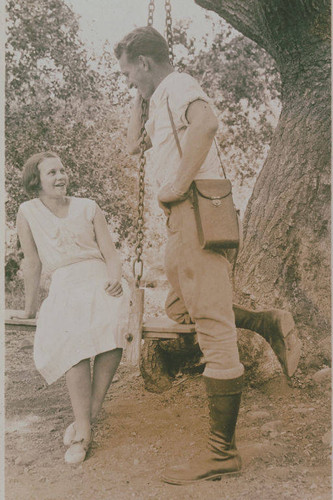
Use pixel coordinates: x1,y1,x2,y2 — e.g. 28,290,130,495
195,0,331,361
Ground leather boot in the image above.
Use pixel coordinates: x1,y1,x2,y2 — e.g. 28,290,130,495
161,376,243,485
233,304,301,377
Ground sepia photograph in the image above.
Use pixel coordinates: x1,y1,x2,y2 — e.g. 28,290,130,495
3,0,331,498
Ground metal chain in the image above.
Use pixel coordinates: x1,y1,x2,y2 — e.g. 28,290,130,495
133,0,155,287
133,98,149,287
147,0,155,26
164,0,175,64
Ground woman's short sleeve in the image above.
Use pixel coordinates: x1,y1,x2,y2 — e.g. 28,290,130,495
85,199,97,222
17,202,27,217
17,201,32,223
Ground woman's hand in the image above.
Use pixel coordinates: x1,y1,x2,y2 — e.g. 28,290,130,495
104,280,123,298
10,310,36,320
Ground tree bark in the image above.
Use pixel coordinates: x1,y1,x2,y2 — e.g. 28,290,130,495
195,0,331,351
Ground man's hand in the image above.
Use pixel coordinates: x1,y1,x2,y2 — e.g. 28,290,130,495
104,280,123,298
157,183,189,204
10,310,36,320
127,92,152,155
158,199,171,216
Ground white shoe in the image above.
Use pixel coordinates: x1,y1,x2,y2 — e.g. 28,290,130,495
64,433,92,464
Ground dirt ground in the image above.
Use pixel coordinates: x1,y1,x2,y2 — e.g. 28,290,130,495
5,324,331,500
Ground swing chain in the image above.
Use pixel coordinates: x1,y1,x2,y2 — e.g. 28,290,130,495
133,1,155,288
133,98,149,288
133,0,175,288
147,0,155,26
165,0,175,64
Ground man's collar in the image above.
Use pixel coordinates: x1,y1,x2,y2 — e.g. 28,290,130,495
150,70,178,105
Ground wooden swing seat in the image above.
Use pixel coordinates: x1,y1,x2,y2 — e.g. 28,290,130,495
5,310,196,339
5,310,36,330
142,317,196,339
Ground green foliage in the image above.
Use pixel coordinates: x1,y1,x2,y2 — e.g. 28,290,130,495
6,0,136,232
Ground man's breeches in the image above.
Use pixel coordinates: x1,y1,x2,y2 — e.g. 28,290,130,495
164,198,244,380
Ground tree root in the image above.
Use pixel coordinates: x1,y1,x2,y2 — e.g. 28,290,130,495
140,338,203,393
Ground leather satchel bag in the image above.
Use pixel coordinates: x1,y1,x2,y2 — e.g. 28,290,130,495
190,179,240,250
166,97,241,252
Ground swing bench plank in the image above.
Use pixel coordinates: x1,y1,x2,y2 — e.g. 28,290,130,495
143,317,195,339
5,310,37,329
5,307,196,366
5,309,195,339
4,311,196,337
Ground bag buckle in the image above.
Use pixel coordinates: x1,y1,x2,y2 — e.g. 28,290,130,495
212,199,222,207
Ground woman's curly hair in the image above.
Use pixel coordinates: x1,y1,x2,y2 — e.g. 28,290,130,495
22,151,60,196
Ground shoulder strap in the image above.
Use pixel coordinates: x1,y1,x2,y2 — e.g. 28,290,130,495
213,138,227,179
166,97,182,158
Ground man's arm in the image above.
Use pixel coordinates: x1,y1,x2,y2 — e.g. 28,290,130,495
158,99,218,203
127,93,152,155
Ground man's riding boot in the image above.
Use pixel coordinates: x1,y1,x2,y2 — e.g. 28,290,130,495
233,304,301,377
161,376,243,485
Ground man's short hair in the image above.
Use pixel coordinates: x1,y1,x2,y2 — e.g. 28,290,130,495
114,26,169,63
22,151,59,196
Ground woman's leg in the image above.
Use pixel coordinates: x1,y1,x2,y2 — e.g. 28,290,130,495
65,358,92,441
90,348,123,422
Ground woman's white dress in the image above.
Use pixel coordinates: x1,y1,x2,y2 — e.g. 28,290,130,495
19,197,129,384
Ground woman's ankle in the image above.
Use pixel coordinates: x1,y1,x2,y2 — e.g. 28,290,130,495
90,403,101,423
74,420,91,440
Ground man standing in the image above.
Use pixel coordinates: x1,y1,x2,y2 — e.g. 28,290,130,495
115,26,300,485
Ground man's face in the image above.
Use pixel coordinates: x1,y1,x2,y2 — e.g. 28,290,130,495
119,52,155,99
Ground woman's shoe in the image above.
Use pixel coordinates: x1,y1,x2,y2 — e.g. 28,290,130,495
64,433,92,464
63,422,76,446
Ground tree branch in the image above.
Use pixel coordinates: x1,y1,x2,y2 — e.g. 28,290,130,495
194,0,266,48
194,0,330,60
